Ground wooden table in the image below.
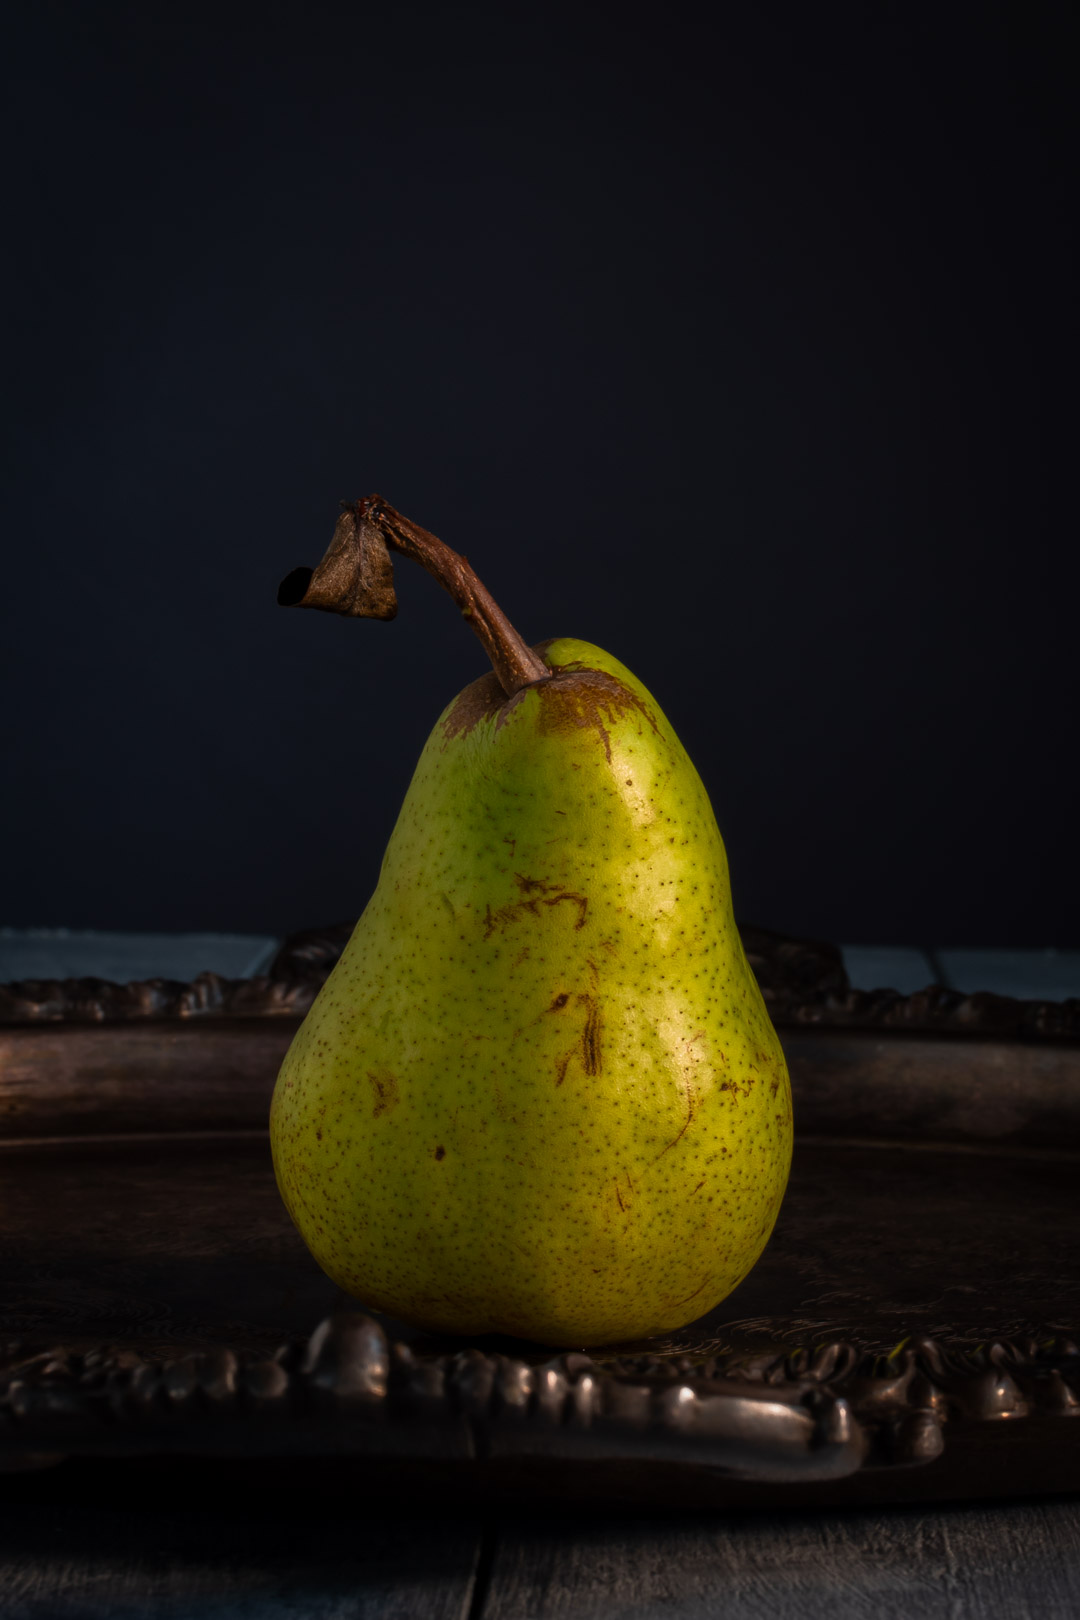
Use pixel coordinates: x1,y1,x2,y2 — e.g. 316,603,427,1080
1,933,1078,1618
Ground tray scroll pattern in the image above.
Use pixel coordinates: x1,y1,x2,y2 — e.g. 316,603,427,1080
2,1313,1077,1480
3,923,1077,1038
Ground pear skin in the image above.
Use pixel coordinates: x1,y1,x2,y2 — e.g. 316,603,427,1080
271,636,792,1346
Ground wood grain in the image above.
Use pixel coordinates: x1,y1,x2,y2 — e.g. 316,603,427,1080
482,1499,1080,1619
0,1476,484,1620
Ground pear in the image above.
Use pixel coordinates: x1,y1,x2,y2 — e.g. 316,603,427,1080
271,498,792,1346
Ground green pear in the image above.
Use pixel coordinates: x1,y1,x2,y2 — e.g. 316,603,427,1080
271,498,792,1346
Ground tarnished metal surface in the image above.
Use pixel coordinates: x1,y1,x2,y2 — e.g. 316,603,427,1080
0,1128,1076,1499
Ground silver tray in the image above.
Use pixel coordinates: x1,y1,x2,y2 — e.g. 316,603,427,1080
2,926,1077,1509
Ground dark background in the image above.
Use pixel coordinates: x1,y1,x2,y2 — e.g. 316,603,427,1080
5,2,1077,949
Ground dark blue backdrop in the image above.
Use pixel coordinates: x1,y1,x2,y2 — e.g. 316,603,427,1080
5,2,1077,947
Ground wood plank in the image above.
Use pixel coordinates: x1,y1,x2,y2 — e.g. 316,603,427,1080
0,1478,484,1619
482,1500,1080,1618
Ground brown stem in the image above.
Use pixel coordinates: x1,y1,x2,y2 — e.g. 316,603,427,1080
354,495,549,697
278,495,550,698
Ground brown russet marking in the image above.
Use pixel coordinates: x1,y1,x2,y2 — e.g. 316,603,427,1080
655,1073,697,1160
441,639,658,752
434,1145,446,1161
441,669,505,740
545,892,588,928
366,1069,399,1118
531,664,659,764
484,874,588,938
668,1276,710,1309
580,995,602,1075
554,993,603,1084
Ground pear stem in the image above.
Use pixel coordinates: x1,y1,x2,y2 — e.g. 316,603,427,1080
355,496,549,698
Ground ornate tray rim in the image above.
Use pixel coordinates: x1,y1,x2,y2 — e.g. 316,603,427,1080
4,1311,1078,1493
2,923,1078,1042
